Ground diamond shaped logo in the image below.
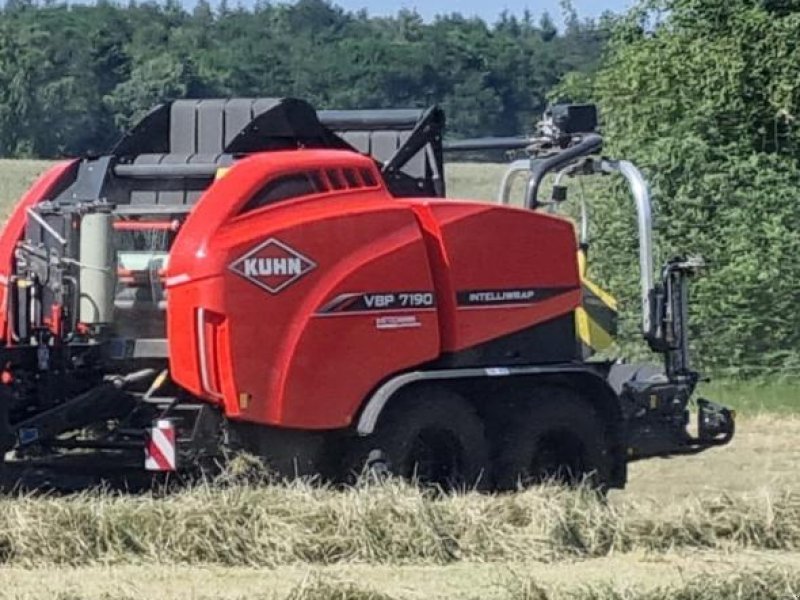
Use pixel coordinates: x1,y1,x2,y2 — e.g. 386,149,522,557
228,238,316,294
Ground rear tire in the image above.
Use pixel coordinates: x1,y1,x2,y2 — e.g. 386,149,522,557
349,387,490,491
493,386,612,491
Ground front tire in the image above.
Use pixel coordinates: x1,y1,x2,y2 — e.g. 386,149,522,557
349,387,490,491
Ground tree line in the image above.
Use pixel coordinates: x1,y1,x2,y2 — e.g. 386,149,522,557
0,0,607,157
561,0,800,376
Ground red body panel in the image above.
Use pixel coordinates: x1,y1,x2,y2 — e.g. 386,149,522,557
168,151,439,429
167,149,580,430
0,161,77,341
405,201,581,352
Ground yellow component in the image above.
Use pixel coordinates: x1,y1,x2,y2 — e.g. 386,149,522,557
153,369,169,389
582,276,618,312
575,306,614,350
144,369,169,400
577,250,589,278
16,279,32,288
578,251,618,311
575,250,619,356
215,167,230,180
239,392,250,410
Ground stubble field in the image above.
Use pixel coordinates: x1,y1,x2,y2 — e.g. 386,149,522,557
0,159,796,599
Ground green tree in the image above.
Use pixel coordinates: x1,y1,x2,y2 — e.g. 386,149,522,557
0,0,609,150
105,54,193,129
558,0,800,374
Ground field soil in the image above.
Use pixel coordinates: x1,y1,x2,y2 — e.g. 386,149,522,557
623,414,800,499
3,550,800,600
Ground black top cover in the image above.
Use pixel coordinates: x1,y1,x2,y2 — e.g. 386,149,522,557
112,98,347,157
106,97,445,200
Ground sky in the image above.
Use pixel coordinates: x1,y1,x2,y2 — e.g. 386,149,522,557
316,0,634,26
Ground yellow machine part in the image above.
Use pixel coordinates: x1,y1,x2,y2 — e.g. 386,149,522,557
575,251,619,357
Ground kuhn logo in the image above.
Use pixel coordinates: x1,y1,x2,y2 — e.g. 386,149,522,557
229,238,316,294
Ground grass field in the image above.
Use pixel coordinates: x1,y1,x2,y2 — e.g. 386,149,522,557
2,430,800,600
0,160,515,220
0,159,796,599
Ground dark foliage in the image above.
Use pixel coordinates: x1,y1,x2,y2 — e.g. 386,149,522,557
0,0,608,156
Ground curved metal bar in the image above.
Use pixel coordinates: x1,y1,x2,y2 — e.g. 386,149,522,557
555,170,591,245
552,168,590,246
497,159,531,205
603,160,654,334
524,134,603,208
579,193,589,245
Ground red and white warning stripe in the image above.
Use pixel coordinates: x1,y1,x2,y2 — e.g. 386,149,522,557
145,419,177,472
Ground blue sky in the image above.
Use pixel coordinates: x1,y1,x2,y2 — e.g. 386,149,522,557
197,0,634,26
315,0,633,26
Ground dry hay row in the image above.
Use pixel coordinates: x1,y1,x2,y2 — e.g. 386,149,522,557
281,570,800,600
0,478,797,567
17,569,800,600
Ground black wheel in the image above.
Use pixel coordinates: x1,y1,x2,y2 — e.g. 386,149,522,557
493,386,612,491
349,387,490,491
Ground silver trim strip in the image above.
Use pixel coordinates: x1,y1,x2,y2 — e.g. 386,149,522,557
314,308,437,318
356,364,600,435
196,308,223,400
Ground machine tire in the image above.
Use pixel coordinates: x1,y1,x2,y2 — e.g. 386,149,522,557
350,387,490,491
493,386,612,491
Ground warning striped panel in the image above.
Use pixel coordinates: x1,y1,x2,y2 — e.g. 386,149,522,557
575,252,618,357
145,420,177,472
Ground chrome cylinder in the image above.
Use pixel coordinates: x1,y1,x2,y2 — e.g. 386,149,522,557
79,212,116,324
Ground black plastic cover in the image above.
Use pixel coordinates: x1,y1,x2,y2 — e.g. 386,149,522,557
108,98,446,199
550,104,598,135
